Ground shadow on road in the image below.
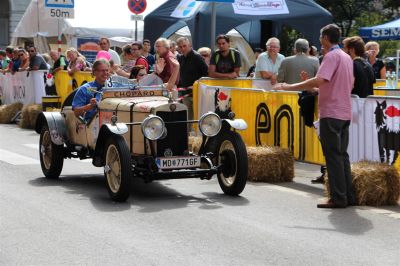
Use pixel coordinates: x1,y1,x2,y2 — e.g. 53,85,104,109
29,175,249,213
288,208,374,235
327,208,374,235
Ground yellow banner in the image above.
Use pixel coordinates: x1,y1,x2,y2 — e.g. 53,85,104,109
194,79,325,165
54,71,94,103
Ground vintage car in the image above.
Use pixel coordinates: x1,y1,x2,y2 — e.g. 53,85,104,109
35,84,248,202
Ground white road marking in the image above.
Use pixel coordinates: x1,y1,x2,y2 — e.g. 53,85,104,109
23,143,92,163
0,148,39,165
267,183,400,220
23,144,38,149
266,184,313,198
360,207,400,220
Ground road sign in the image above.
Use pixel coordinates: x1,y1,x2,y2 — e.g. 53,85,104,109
44,0,74,19
131,14,144,21
128,0,147,15
45,0,74,8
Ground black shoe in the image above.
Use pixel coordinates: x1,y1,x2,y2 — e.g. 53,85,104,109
311,175,325,184
317,201,347,208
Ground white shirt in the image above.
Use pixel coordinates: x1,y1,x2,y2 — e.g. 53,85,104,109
108,49,121,65
255,52,285,78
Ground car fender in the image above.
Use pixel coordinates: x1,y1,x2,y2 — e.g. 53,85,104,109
92,123,128,167
222,119,248,131
35,112,67,145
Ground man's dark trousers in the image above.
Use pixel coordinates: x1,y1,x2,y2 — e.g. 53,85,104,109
320,118,356,206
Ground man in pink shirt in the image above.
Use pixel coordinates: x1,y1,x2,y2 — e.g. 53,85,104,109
279,24,356,208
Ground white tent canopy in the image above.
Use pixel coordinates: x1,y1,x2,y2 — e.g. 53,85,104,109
12,0,150,50
171,26,254,74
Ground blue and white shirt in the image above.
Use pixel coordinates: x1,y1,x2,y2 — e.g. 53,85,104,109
72,80,104,121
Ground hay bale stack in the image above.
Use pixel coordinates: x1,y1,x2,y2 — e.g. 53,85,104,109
189,137,295,182
0,102,23,123
247,146,294,182
19,104,42,129
325,161,400,206
189,136,203,154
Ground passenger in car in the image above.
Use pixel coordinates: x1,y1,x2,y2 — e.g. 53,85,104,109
72,59,110,121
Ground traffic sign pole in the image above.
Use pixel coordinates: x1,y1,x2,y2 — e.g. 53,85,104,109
128,0,147,42
211,2,216,51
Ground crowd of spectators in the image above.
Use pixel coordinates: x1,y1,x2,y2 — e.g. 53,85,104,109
0,33,386,126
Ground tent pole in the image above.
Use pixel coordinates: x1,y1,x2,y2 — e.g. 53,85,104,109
135,19,138,41
211,2,216,51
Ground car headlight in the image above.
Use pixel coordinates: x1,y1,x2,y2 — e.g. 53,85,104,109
141,115,165,140
199,112,222,137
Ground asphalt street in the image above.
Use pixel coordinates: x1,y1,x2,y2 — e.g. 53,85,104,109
0,124,399,265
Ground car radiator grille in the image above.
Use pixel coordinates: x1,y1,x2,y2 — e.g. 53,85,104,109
156,111,188,157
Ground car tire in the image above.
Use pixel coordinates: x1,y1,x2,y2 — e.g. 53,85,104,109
39,126,64,179
216,131,248,196
104,135,131,202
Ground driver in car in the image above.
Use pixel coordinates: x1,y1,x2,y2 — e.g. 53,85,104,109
72,59,110,121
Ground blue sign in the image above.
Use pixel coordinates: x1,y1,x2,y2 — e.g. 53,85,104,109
45,0,74,8
196,0,234,2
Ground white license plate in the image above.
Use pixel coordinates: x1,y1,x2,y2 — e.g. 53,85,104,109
156,156,201,169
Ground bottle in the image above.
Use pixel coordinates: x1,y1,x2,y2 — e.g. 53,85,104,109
389,71,395,89
386,71,391,88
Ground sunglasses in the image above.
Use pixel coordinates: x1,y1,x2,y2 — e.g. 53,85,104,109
200,54,209,57
28,50,35,53
99,42,108,45
19,54,24,57
137,73,146,77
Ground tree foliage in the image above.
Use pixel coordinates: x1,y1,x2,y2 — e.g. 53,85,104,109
316,0,374,37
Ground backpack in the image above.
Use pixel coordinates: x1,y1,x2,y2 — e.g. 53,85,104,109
215,49,236,65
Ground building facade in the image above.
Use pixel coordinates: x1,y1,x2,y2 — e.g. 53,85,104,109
0,0,30,48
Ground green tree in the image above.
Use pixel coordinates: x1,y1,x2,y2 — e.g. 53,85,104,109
316,0,375,37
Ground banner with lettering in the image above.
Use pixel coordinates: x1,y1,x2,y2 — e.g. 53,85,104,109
0,71,46,105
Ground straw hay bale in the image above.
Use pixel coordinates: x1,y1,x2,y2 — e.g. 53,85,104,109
189,136,203,154
325,161,400,206
189,137,295,182
247,146,294,182
0,102,23,123
19,104,42,129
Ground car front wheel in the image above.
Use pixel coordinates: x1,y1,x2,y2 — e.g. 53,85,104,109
216,131,248,196
104,135,131,202
39,126,64,179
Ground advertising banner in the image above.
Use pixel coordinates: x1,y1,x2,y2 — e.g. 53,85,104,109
195,79,400,170
0,71,46,105
232,0,289,16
